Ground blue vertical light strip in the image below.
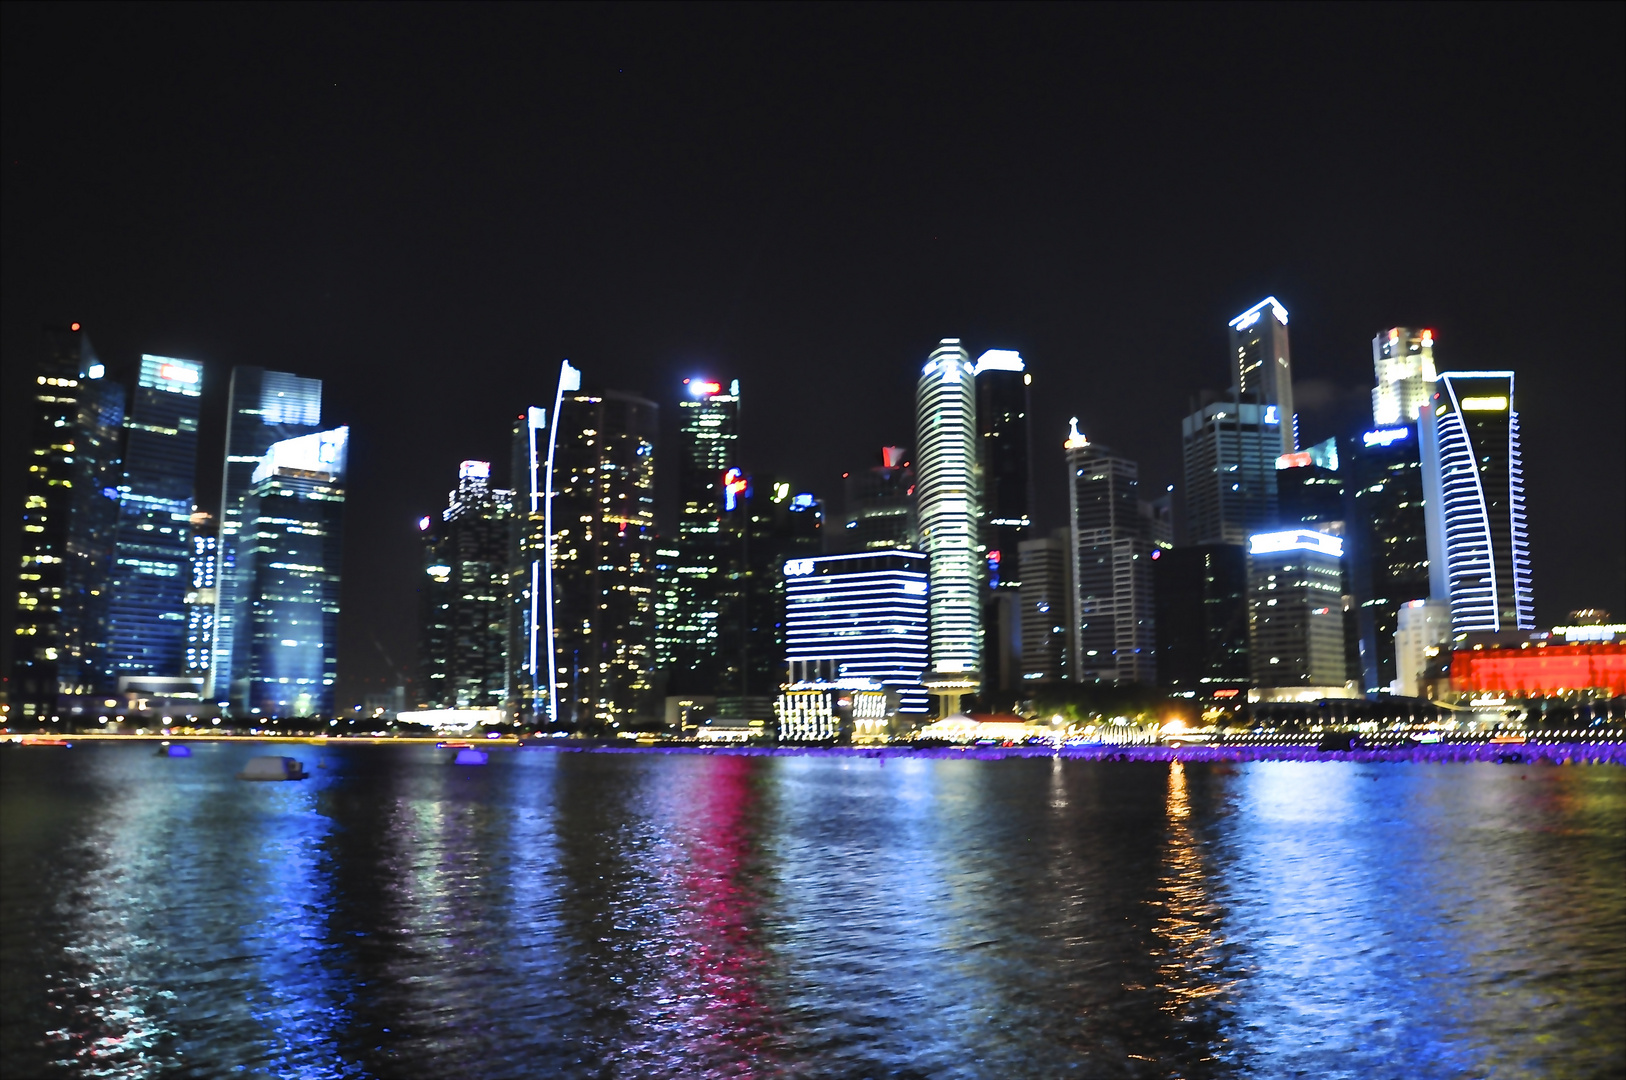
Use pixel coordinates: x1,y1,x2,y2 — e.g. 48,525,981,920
541,361,581,727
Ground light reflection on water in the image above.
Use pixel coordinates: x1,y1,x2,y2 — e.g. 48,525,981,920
2,745,1622,1078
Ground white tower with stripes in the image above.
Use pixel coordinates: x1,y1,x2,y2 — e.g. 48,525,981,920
915,339,982,692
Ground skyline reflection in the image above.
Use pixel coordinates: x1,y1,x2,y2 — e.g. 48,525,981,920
2,745,1621,1079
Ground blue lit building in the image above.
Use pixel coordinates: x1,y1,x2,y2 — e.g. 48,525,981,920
185,511,218,677
106,355,203,684
784,550,930,716
1419,371,1533,634
211,366,323,702
231,427,348,717
1348,424,1430,694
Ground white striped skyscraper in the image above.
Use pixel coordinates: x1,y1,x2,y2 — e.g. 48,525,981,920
916,339,982,679
1419,370,1533,634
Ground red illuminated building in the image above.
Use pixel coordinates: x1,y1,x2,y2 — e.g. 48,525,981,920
1451,642,1626,697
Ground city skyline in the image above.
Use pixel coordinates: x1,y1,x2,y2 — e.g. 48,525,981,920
3,6,1621,706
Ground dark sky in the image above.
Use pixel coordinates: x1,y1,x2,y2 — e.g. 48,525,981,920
4,4,1622,704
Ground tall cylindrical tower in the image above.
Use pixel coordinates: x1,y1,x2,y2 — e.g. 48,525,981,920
916,339,982,682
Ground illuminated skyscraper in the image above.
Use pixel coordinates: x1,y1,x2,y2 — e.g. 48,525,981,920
231,427,348,717
1275,437,1343,528
184,511,217,678
508,404,550,722
915,340,982,694
1247,529,1349,691
1180,396,1282,545
715,475,823,709
678,377,739,536
106,355,204,683
1017,530,1071,685
974,350,1032,563
975,350,1032,692
11,325,125,721
1228,296,1296,456
837,447,916,552
1274,436,1360,685
1348,424,1430,693
418,461,513,711
211,366,323,701
1371,327,1437,426
546,385,659,732
1419,371,1533,633
660,377,740,696
1065,421,1155,685
783,550,929,715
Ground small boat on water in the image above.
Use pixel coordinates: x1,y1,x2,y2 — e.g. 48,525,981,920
157,742,192,757
238,755,308,781
453,748,489,766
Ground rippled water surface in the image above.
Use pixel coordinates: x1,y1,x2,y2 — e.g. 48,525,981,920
3,743,1622,1078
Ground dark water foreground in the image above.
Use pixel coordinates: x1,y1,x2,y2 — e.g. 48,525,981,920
2,744,1621,1079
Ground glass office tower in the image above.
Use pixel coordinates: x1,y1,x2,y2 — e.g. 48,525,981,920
1372,327,1437,426
508,404,550,723
546,387,659,732
11,325,126,720
211,366,323,700
1065,421,1155,685
105,355,203,683
660,377,740,696
837,447,917,552
231,427,348,717
184,511,218,677
678,377,739,536
418,461,513,711
1247,529,1349,691
974,350,1033,564
714,476,823,705
1017,529,1072,685
1420,371,1534,633
916,340,982,687
1228,297,1296,456
1348,424,1430,693
1153,544,1250,695
1180,396,1282,545
975,350,1032,692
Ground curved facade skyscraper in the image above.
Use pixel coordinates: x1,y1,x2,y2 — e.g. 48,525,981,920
1419,370,1533,634
916,339,982,681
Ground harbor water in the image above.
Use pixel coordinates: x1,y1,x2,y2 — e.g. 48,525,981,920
2,742,1622,1078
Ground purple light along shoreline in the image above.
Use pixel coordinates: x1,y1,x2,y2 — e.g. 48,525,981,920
525,742,1626,766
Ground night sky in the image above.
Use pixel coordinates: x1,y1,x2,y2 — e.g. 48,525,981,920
4,5,1622,705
